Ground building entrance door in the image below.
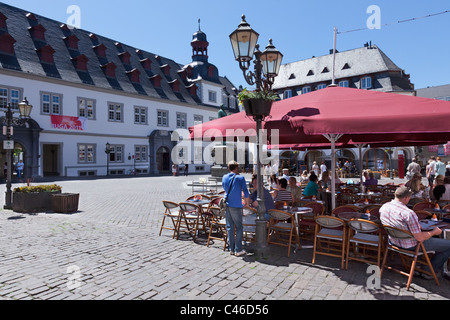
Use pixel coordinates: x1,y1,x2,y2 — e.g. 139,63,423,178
43,144,61,176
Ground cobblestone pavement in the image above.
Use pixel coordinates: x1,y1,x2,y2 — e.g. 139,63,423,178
0,174,448,302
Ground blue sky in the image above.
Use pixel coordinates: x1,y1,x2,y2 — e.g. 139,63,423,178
1,0,449,90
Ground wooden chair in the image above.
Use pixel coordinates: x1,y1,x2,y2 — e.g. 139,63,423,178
267,209,301,257
159,201,180,238
207,207,228,251
340,188,355,194
293,200,309,207
368,206,381,219
177,202,203,242
380,225,439,290
331,205,359,217
443,204,450,217
414,210,432,221
412,201,435,212
312,215,347,269
346,219,384,269
408,198,426,208
298,202,325,242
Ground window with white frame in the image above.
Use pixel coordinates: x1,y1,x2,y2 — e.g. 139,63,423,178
302,86,311,94
361,76,372,89
208,90,217,103
78,144,96,164
41,92,62,115
135,145,148,162
338,80,349,87
157,110,168,127
284,89,292,99
0,86,21,110
317,84,327,90
78,98,95,119
176,112,187,128
108,102,123,122
194,114,203,126
134,106,147,125
108,145,123,163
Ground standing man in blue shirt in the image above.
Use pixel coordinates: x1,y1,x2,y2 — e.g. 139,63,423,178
223,161,250,257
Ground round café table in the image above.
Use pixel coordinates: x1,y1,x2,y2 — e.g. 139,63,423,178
337,211,380,223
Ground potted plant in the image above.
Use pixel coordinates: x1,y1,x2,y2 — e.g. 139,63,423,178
238,88,279,118
13,184,62,213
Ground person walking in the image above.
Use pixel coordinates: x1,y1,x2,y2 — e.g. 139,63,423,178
222,161,250,257
15,160,24,178
434,156,446,177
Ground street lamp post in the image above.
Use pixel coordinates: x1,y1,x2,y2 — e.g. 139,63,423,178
105,142,111,177
2,98,33,209
229,15,283,257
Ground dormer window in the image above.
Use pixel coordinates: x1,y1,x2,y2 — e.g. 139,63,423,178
28,24,46,41
289,74,296,80
93,43,107,58
160,64,170,76
169,79,180,92
36,44,55,64
140,58,152,71
101,62,117,78
150,74,162,88
64,34,79,50
342,63,351,70
307,70,314,76
118,51,131,65
322,67,329,73
0,33,16,55
126,68,141,83
186,83,198,96
72,54,89,71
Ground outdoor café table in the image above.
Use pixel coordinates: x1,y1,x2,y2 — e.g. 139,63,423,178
419,220,450,233
284,206,314,225
337,211,380,223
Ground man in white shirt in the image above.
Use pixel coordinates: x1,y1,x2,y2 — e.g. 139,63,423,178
426,156,436,187
320,161,327,180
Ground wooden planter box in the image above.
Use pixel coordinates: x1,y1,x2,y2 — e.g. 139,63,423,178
12,191,62,213
52,193,80,213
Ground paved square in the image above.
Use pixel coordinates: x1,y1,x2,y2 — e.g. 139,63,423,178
0,175,448,301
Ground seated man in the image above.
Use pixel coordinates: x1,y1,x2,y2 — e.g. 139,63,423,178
380,186,450,281
249,176,275,221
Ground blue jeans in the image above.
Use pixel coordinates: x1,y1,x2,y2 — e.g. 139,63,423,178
226,207,243,253
422,237,450,274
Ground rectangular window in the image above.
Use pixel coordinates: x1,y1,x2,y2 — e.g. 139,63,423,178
317,84,327,90
157,110,168,127
108,102,123,122
284,90,292,99
361,77,372,89
194,114,203,126
0,86,22,110
41,92,62,115
176,112,187,128
134,107,147,125
208,90,217,103
135,145,148,162
302,86,311,94
78,98,95,120
338,80,349,87
109,145,123,163
78,144,96,164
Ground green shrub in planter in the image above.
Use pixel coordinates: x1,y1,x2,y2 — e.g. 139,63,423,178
13,184,62,213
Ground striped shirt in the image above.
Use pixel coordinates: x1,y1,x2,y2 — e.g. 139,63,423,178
380,200,422,249
274,189,293,203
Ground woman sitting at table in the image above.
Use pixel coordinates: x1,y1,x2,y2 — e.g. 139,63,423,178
363,172,378,191
299,171,309,184
303,173,320,198
431,175,447,201
269,174,280,190
273,178,294,204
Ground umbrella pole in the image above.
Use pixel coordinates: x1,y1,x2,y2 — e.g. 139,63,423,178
255,116,268,258
324,134,343,213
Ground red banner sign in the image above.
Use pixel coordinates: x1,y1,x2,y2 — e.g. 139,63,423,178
444,142,450,156
51,115,87,131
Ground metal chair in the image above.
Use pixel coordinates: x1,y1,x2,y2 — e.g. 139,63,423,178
267,209,301,257
412,201,434,211
346,219,384,269
312,215,347,269
159,201,180,238
380,225,439,290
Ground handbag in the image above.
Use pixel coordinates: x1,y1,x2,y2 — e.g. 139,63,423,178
219,174,237,215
